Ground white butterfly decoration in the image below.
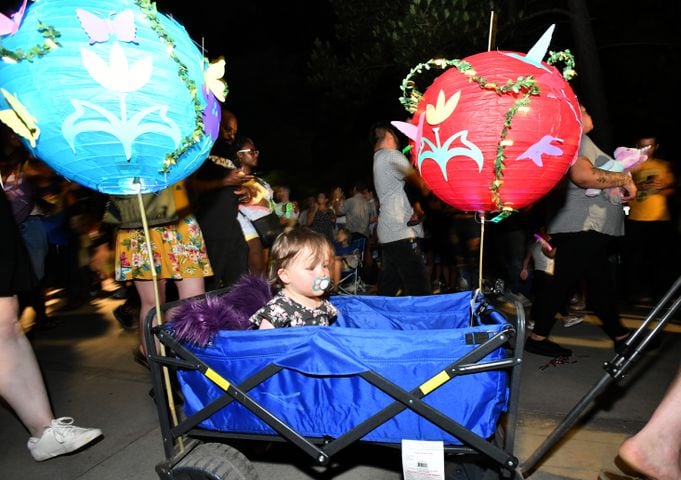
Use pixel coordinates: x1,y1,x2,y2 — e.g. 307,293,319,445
204,58,227,102
0,88,39,147
75,8,137,45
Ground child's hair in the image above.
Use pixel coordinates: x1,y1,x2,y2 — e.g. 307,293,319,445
335,227,351,247
268,227,335,289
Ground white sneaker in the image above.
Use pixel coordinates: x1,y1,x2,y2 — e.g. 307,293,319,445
27,417,102,461
562,315,584,328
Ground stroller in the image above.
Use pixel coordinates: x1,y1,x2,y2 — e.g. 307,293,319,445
335,236,367,295
143,283,527,480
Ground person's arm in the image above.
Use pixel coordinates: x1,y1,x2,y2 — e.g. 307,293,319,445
520,245,533,281
306,203,318,226
636,163,675,197
188,168,252,193
331,187,345,216
638,177,675,196
250,302,277,330
333,199,345,216
405,169,430,197
569,156,637,201
259,319,275,330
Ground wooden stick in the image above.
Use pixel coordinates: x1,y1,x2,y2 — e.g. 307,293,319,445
135,185,183,451
487,10,496,52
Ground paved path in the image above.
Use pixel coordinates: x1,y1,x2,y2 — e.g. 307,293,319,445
0,290,678,480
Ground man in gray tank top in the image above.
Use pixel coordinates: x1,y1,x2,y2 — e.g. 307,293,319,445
370,122,431,296
525,106,637,357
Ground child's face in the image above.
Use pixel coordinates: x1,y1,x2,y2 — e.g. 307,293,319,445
336,230,348,245
278,249,332,299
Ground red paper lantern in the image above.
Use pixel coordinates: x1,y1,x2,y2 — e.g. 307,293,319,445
397,51,581,213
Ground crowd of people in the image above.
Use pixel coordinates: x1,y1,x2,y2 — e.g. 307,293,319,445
1,105,680,476
6,109,677,340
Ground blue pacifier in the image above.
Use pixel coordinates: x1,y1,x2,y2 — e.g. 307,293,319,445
312,277,331,292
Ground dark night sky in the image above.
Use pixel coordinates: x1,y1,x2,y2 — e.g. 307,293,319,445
159,0,339,193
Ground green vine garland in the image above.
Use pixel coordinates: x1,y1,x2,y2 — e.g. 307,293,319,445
547,49,576,81
399,50,575,212
135,0,219,173
0,21,61,63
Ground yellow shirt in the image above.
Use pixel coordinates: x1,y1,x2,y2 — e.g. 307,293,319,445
628,158,674,221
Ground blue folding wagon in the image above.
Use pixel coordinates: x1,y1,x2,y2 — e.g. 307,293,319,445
143,285,527,479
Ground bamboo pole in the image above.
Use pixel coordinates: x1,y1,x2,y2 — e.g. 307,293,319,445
135,184,183,451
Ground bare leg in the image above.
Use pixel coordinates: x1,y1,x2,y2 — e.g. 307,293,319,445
134,279,166,355
0,296,54,437
174,277,205,301
135,277,205,356
618,369,681,480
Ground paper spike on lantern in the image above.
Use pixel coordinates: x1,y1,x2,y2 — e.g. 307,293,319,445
392,120,418,141
525,24,555,65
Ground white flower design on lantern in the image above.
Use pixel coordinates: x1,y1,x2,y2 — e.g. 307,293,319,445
62,43,181,161
426,90,460,125
419,89,484,176
394,88,484,179
81,43,151,92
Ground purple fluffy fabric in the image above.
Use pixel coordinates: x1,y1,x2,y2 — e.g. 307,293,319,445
169,275,273,346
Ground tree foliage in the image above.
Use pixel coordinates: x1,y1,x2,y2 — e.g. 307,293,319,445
307,0,503,112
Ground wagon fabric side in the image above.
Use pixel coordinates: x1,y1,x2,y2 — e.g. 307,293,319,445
176,292,511,446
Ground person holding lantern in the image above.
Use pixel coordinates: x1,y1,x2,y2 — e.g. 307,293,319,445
370,122,431,296
525,105,637,357
0,129,51,329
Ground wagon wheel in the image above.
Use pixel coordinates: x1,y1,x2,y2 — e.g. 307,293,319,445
170,442,260,480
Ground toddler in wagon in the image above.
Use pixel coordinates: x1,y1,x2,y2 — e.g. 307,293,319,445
250,227,338,329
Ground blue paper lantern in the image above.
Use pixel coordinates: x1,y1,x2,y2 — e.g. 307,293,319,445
0,0,223,194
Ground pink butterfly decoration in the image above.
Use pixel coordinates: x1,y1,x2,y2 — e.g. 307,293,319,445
75,8,137,45
0,0,28,36
517,135,564,167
